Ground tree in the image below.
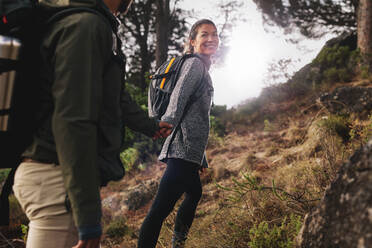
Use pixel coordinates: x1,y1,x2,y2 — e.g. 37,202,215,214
119,0,187,89
252,0,372,68
155,0,169,67
120,0,156,90
155,0,188,67
357,0,372,67
252,0,357,37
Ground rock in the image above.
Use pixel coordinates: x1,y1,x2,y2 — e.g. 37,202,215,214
102,179,159,216
296,140,372,247
324,32,357,50
125,179,159,211
319,86,372,115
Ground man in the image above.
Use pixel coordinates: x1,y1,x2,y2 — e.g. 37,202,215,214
12,0,171,247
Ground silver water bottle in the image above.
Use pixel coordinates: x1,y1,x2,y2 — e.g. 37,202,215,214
0,36,20,131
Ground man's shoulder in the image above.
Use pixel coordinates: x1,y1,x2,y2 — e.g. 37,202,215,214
54,9,111,31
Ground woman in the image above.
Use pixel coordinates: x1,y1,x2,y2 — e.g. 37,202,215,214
138,19,219,248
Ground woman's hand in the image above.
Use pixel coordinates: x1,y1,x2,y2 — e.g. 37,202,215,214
153,121,173,139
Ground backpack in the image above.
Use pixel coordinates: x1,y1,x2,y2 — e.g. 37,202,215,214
0,0,110,226
148,53,205,120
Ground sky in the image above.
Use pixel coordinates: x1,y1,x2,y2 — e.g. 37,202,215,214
178,0,334,108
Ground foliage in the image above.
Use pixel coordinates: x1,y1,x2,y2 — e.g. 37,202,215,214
211,104,228,117
120,82,162,170
367,113,372,141
206,104,229,149
210,115,226,137
119,0,187,89
312,45,359,84
264,119,275,132
0,168,10,184
120,148,139,172
21,224,28,242
360,65,370,79
207,131,224,149
237,97,262,116
105,217,130,239
216,173,317,214
252,0,357,38
125,82,148,111
319,115,351,142
248,214,302,248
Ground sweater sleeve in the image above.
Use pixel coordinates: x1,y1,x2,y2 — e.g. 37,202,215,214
49,13,111,238
160,57,205,126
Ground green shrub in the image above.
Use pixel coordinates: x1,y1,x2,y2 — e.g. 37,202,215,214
210,115,226,137
338,68,352,82
248,215,302,248
207,131,224,149
312,45,357,84
120,148,139,172
360,65,370,79
314,46,351,69
0,168,11,184
264,119,274,132
319,115,351,142
211,104,227,117
21,224,28,242
105,217,130,239
323,67,339,83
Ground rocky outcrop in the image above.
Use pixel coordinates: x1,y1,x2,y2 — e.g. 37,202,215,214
102,179,159,216
296,140,372,247
319,86,372,115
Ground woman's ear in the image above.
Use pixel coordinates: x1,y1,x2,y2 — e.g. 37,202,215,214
190,39,196,48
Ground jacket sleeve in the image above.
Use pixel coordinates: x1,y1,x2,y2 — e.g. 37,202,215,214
161,57,205,126
121,87,159,137
48,13,112,239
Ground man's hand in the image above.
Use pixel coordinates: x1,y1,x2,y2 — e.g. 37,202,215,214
153,121,173,139
72,237,101,248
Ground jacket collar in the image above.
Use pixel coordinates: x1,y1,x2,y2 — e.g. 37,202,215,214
194,53,211,70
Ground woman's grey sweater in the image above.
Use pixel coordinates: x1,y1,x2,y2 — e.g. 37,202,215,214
157,53,214,167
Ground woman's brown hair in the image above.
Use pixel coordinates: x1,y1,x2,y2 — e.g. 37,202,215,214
184,19,217,54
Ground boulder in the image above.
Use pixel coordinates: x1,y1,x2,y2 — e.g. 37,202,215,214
102,179,159,216
296,140,372,247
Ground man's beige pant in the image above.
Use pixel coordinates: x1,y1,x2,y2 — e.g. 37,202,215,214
13,162,78,248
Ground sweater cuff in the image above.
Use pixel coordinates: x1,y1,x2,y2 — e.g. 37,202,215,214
78,225,102,240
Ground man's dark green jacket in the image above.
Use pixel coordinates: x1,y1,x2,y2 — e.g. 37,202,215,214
22,2,158,239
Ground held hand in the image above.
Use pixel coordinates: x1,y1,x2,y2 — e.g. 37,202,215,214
72,237,101,248
153,121,173,139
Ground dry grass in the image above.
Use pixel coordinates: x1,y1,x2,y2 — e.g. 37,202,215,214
96,90,372,247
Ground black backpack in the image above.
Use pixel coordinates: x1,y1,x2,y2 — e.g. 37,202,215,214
0,0,47,226
0,0,110,226
148,53,206,120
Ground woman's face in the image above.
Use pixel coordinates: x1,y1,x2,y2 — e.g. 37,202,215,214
191,24,219,57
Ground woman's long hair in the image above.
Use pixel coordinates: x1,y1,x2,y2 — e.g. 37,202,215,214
184,19,217,54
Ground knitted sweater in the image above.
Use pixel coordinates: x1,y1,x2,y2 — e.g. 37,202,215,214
158,53,214,167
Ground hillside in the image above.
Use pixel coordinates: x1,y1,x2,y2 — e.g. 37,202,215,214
1,35,371,248
98,76,370,247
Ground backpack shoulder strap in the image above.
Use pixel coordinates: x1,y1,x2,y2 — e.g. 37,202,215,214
165,54,208,157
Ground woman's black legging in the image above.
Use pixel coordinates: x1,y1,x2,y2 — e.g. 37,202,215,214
137,158,202,248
